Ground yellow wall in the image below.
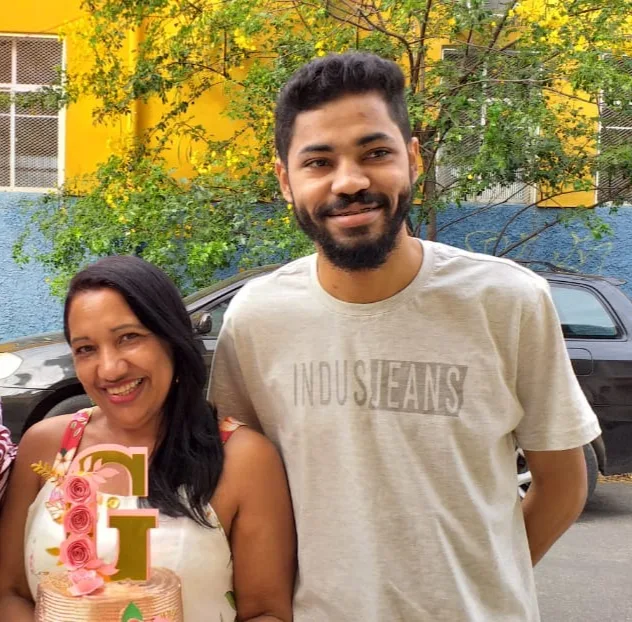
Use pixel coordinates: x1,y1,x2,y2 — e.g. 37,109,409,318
3,1,601,207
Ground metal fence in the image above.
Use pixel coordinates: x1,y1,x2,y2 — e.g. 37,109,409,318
0,35,63,191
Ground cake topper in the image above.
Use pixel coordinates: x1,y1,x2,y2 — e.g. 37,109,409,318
33,443,158,595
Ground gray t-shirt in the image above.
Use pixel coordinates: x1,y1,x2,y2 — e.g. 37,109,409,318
210,240,600,621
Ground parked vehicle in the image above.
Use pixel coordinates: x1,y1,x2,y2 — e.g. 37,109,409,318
2,261,631,499
515,261,632,498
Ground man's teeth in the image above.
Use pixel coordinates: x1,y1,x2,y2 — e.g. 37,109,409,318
333,207,376,216
107,379,143,396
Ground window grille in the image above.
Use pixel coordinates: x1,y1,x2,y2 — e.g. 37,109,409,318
598,56,632,205
0,35,63,190
436,46,533,205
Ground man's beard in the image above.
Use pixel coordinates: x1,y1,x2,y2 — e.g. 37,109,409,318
292,188,413,271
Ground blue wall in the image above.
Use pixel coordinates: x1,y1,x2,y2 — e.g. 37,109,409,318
433,204,632,297
0,192,62,341
2,191,632,342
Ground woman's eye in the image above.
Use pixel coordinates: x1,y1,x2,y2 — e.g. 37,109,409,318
74,345,94,356
120,333,140,343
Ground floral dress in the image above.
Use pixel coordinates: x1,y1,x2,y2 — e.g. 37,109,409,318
25,409,243,622
0,400,17,502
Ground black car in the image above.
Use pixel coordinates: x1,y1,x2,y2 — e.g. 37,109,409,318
1,262,631,497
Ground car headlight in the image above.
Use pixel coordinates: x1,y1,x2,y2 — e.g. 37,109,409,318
0,353,22,380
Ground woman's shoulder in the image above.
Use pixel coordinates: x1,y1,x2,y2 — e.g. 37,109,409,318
221,423,284,484
19,410,88,463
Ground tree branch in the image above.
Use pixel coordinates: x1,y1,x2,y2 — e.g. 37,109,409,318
497,217,564,256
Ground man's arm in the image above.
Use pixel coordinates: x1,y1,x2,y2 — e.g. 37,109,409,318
521,447,587,566
513,277,600,563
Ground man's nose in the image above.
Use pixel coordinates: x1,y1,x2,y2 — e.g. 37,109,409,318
330,161,370,196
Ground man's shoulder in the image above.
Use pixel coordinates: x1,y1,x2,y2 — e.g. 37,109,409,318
428,241,549,294
228,255,314,313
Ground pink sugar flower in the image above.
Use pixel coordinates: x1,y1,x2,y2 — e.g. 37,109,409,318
68,568,104,596
60,534,96,571
63,475,96,505
85,557,118,576
63,504,94,535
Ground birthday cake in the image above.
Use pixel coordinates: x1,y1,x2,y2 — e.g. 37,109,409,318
32,445,183,622
35,567,182,622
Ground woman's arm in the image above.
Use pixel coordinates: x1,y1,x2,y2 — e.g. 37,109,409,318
225,428,297,622
0,423,54,621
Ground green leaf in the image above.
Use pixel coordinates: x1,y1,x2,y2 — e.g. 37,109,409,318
121,602,143,622
225,590,236,610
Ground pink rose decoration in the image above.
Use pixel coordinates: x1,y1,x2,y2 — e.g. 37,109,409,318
68,568,104,596
63,475,95,504
63,504,94,535
60,534,96,571
85,557,118,576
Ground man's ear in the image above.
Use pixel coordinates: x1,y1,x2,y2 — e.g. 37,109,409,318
408,137,420,185
275,158,293,203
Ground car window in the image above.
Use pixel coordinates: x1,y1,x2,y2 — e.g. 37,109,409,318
200,298,232,339
550,284,619,338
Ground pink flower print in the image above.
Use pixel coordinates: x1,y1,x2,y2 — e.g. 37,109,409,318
68,568,104,596
59,534,96,571
52,447,77,477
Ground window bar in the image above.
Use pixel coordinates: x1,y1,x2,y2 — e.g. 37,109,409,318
9,37,16,189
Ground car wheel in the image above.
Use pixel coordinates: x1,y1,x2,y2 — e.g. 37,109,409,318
584,443,598,500
516,448,531,499
43,395,93,420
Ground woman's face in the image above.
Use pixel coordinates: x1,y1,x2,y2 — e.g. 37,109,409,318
67,288,174,433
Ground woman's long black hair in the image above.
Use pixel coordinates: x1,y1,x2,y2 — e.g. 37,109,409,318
63,255,224,528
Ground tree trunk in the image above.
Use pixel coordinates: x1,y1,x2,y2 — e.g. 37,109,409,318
420,151,438,241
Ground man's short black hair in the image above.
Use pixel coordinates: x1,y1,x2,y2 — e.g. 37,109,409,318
275,52,412,163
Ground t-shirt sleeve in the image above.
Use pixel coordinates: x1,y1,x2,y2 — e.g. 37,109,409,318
514,280,601,451
208,304,262,432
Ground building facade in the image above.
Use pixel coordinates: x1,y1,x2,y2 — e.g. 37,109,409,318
1,1,631,340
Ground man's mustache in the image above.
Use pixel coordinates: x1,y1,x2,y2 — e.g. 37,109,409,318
315,192,390,218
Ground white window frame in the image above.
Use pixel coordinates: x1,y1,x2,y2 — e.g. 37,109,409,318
596,83,632,206
436,46,536,206
0,33,65,193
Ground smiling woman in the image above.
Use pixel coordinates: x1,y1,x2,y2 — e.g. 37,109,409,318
0,255,296,622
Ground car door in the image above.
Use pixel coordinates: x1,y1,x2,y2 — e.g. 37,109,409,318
548,278,632,474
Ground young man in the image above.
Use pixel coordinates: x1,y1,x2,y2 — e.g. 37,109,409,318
210,52,600,621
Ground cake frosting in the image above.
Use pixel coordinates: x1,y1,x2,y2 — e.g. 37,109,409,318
34,567,183,622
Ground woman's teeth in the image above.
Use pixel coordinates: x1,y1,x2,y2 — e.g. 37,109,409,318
106,379,143,396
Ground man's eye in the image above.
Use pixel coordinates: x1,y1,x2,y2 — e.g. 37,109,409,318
367,149,390,159
305,159,330,168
